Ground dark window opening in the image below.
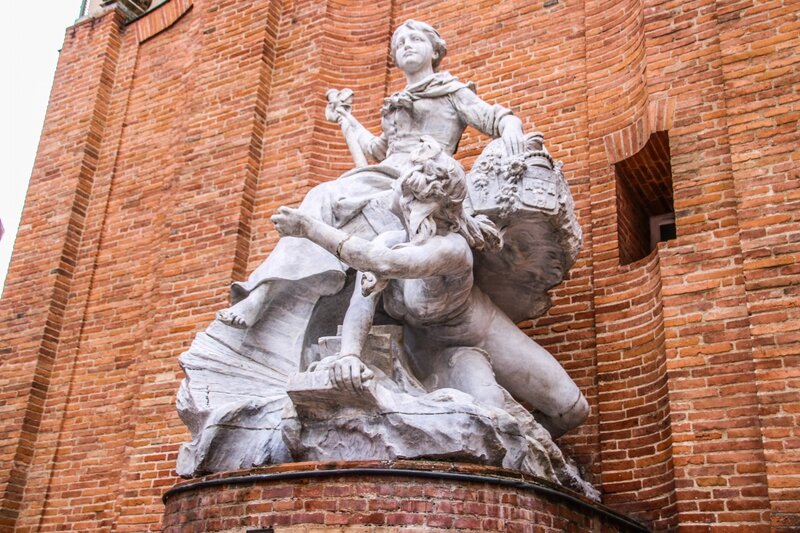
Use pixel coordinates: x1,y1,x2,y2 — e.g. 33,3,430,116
615,130,674,265
660,222,676,241
650,212,676,250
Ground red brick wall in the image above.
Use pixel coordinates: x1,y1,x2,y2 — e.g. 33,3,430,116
715,0,800,528
1,0,797,531
162,461,640,532
0,11,124,530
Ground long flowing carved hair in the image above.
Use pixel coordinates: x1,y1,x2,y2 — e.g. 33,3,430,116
395,139,502,252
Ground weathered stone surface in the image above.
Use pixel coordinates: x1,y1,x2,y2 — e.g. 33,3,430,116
176,320,292,476
282,326,599,500
176,20,595,502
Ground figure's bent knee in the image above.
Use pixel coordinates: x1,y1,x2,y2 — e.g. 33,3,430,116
552,390,588,434
475,383,505,411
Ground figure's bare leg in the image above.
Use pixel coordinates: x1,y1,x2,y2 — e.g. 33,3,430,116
480,312,589,437
433,347,506,410
217,283,270,329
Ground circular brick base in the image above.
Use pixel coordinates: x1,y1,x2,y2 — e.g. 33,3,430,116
163,461,646,532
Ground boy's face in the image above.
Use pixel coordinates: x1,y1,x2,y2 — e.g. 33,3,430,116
394,27,435,75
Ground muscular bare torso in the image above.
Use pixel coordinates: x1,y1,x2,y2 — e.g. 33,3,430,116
373,231,474,329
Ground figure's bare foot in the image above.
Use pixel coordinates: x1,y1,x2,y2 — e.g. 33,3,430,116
533,391,589,439
217,284,269,329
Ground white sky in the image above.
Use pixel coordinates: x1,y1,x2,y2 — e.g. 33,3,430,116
0,3,82,293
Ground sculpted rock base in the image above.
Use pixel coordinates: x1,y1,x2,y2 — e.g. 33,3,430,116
176,320,292,476
282,326,599,500
178,322,598,500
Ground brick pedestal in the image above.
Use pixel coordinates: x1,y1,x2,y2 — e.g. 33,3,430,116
162,461,646,532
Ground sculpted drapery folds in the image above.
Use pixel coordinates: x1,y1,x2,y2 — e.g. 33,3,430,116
176,20,591,497
216,20,524,331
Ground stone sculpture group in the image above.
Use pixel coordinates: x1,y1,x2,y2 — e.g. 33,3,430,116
176,20,597,499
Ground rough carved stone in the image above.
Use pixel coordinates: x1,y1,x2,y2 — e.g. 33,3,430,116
176,19,596,500
282,326,598,500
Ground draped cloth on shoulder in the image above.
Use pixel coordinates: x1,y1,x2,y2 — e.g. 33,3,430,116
381,73,475,116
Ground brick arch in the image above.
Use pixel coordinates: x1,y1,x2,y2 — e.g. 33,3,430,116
603,96,675,166
602,96,677,266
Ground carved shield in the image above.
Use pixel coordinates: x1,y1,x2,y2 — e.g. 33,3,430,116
520,175,558,211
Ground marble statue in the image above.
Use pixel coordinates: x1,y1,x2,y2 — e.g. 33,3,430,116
176,19,592,498
216,20,526,332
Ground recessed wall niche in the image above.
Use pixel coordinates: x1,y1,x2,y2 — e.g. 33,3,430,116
615,131,675,265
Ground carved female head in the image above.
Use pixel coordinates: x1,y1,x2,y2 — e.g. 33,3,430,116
391,20,447,72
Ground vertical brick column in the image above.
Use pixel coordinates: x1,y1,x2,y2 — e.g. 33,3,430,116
13,16,142,531
10,1,286,530
0,10,123,531
593,251,677,529
582,0,681,528
643,0,772,528
109,1,285,530
248,0,395,269
309,0,396,182
11,7,190,531
716,0,800,528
